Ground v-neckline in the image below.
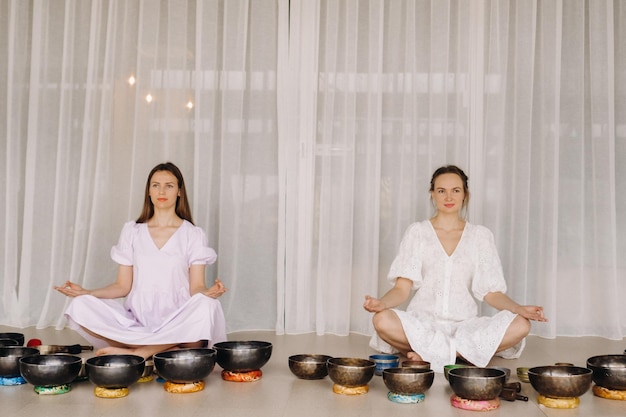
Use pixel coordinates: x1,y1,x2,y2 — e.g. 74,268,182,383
146,221,184,251
428,220,466,258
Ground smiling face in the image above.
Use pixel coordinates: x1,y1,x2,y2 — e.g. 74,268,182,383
149,170,180,210
430,173,466,215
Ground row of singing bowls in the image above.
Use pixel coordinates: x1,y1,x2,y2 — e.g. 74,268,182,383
289,355,435,396
587,354,626,390
16,350,214,388
6,341,272,387
0,346,40,377
152,342,273,383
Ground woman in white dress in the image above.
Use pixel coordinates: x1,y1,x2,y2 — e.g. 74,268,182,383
55,162,227,358
364,165,547,372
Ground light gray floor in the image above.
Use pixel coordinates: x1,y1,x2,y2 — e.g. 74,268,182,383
1,325,625,417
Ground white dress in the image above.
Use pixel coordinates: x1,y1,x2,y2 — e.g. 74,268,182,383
64,220,227,349
369,220,524,372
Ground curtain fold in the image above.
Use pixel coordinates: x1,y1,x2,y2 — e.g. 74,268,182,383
1,0,280,333
1,0,624,340
482,0,625,339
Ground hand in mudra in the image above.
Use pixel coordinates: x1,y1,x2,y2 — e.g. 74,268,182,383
204,279,227,298
54,281,88,298
363,295,386,313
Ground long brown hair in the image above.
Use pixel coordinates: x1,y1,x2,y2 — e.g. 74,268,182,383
136,162,194,224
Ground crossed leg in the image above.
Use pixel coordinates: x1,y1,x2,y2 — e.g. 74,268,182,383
372,309,423,360
81,327,205,359
372,309,531,362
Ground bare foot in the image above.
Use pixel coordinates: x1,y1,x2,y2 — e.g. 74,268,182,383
406,351,424,361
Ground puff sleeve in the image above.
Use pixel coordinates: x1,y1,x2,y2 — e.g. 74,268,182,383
387,222,424,290
187,224,217,266
110,221,138,266
470,225,507,301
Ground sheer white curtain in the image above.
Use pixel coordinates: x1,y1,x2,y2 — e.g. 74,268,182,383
279,0,626,340
279,0,473,336
0,0,280,332
2,0,625,340
482,0,626,339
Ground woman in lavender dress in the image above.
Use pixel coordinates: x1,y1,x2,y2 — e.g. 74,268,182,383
56,162,227,359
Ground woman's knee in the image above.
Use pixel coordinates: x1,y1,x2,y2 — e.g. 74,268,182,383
372,310,395,333
371,311,385,331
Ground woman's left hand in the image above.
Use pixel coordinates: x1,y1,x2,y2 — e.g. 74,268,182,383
203,279,227,298
516,305,548,322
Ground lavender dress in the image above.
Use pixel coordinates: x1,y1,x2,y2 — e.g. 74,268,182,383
370,220,524,372
64,220,227,349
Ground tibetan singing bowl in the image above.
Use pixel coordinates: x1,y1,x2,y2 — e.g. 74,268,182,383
586,355,626,391
448,367,506,400
382,367,435,395
288,354,333,380
85,355,145,388
154,348,217,383
19,354,82,387
213,341,272,372
528,366,592,398
0,333,24,346
401,360,431,369
326,357,376,387
0,346,40,377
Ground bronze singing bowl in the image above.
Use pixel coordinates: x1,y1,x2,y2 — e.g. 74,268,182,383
528,366,592,398
382,367,435,395
154,348,217,383
326,357,375,387
86,354,145,388
0,333,25,346
214,341,272,372
448,367,506,400
401,360,431,370
288,354,333,380
0,346,40,377
587,354,626,391
19,354,82,387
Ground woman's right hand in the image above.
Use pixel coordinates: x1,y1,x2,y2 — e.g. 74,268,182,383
363,295,387,313
54,281,88,298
